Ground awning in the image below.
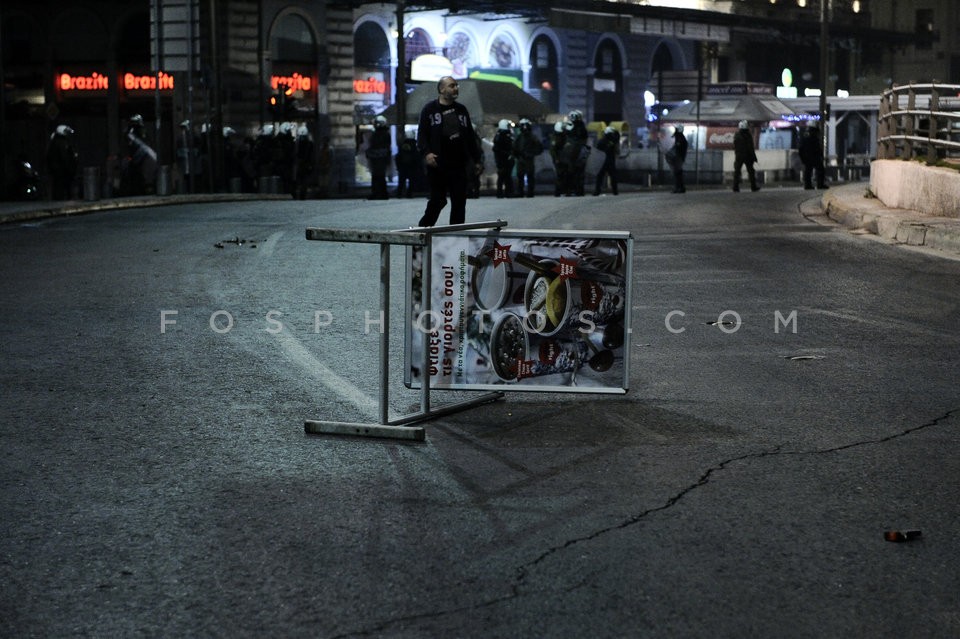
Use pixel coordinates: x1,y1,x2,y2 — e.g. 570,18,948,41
662,94,798,124
379,79,551,126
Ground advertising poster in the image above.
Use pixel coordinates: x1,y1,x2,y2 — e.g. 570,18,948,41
405,230,632,393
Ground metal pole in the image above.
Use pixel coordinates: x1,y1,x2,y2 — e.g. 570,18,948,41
379,243,391,425
695,61,702,186
0,6,6,192
154,0,164,169
186,0,195,194
819,0,829,148
395,1,407,137
420,237,432,415
208,0,224,191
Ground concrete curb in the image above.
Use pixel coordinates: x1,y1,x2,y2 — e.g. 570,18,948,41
0,193,293,226
822,183,960,257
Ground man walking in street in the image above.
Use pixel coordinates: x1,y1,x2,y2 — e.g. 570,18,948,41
416,76,483,227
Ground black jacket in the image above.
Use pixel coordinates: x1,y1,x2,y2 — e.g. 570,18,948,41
416,99,481,171
733,129,757,164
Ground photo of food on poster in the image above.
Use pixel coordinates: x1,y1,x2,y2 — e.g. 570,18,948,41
404,231,632,393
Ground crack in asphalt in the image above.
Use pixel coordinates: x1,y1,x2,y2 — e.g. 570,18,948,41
332,408,956,638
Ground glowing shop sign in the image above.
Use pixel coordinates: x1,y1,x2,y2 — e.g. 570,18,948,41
353,76,387,94
271,73,312,93
124,72,174,91
58,72,110,91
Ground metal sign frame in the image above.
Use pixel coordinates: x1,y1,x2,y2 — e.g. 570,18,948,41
302,220,509,441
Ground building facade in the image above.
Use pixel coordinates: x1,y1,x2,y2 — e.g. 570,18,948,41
1,0,954,199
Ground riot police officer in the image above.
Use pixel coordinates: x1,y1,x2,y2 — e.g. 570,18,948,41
493,119,515,198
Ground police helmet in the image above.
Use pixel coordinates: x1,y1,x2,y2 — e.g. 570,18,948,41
374,115,388,128
738,120,749,130
498,119,512,131
56,124,74,136
568,110,583,122
554,121,565,133
675,124,684,133
604,126,616,136
261,124,275,136
518,118,532,130
130,114,144,125
222,126,237,138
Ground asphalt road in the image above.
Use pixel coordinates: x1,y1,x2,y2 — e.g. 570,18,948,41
2,188,959,637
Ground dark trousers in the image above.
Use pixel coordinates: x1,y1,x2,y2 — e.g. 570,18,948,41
496,166,514,197
418,167,468,227
803,161,826,189
517,164,535,197
370,169,388,199
397,169,413,197
733,160,757,191
594,161,618,195
672,164,685,193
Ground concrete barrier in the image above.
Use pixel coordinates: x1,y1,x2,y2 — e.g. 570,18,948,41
871,159,960,219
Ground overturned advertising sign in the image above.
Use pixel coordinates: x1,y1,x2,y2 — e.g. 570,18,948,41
405,230,633,393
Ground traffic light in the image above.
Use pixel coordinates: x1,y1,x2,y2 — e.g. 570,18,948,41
269,92,285,120
269,88,297,120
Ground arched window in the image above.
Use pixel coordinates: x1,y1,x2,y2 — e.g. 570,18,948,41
354,22,390,68
593,39,623,123
529,35,559,111
404,28,433,64
652,43,675,75
271,13,315,63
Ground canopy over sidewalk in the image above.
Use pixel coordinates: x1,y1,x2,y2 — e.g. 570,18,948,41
379,79,551,126
662,93,799,125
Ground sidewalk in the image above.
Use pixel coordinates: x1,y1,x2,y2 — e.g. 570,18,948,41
821,182,960,258
0,192,291,226
4,184,960,260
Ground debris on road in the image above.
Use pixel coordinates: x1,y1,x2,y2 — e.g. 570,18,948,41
884,529,922,543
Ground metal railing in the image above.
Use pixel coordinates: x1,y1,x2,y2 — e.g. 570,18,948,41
878,83,960,161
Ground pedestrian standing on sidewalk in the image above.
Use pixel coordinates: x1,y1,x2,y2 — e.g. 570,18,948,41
394,136,420,198
46,124,78,200
416,76,483,227
733,120,760,192
550,121,570,197
493,119,515,198
593,126,620,196
667,124,688,193
513,118,543,198
799,119,827,190
366,115,392,200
